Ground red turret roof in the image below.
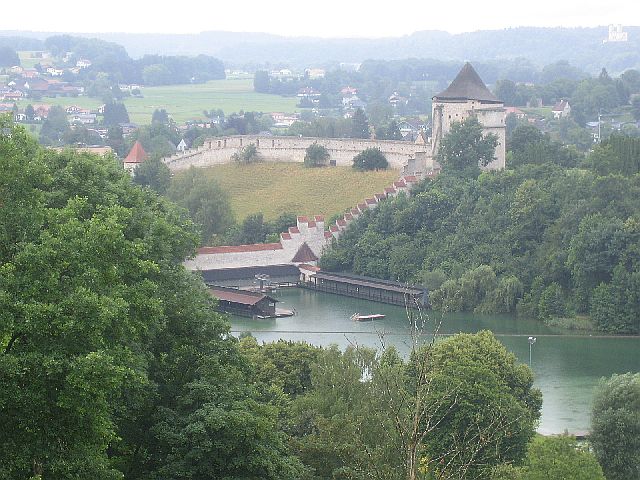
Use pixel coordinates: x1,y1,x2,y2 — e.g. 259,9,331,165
124,141,148,164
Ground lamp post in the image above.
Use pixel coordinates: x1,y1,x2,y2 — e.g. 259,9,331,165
528,336,537,367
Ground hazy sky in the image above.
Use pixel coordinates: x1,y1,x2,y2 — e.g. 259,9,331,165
1,0,637,37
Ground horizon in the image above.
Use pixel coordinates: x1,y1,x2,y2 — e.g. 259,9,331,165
0,0,637,39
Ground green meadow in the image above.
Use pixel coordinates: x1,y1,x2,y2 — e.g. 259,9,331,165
14,78,299,125
195,162,399,222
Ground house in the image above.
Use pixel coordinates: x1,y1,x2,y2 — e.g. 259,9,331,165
552,100,571,119
505,106,527,119
305,68,325,79
389,92,408,107
66,105,82,114
69,113,97,125
46,67,64,77
297,87,321,99
208,286,278,318
76,59,92,69
340,86,358,97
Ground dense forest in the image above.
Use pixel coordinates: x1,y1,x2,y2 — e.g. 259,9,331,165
321,121,640,334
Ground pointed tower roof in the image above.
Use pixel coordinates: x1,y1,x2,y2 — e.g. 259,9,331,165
434,63,500,103
124,141,148,164
291,242,318,263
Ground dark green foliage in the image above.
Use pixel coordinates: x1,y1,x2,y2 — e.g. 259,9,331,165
0,121,303,479
39,105,69,145
254,70,271,93
322,157,640,329
350,108,370,139
167,167,235,244
132,157,171,194
304,142,330,167
509,124,580,167
590,373,640,480
352,147,388,171
151,108,170,125
102,102,130,127
437,116,498,175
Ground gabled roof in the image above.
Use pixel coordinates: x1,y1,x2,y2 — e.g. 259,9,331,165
209,286,278,306
291,242,318,263
434,62,500,103
124,141,148,164
198,243,283,254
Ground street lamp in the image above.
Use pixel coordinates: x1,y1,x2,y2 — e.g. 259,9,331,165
528,336,537,366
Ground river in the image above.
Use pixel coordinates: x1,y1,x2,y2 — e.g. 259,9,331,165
229,287,640,434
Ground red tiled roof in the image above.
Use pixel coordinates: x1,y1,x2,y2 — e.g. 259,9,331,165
308,221,316,227
358,203,367,210
314,215,325,222
124,141,147,164
394,180,407,188
337,219,347,227
351,208,360,215
375,193,386,200
365,198,377,205
324,231,333,238
281,232,292,240
344,213,353,221
297,216,308,223
404,175,418,182
291,242,319,263
198,242,283,254
289,226,300,234
384,187,397,193
329,225,339,232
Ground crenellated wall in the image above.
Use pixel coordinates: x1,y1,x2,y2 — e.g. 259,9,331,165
164,135,432,172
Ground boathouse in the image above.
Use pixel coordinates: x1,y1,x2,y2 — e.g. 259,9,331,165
209,286,278,318
200,264,301,289
305,271,428,307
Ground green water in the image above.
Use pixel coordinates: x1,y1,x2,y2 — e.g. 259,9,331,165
230,288,640,434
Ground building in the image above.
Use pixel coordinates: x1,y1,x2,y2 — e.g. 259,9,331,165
552,100,571,119
604,24,628,43
208,286,278,318
123,141,148,174
431,62,506,170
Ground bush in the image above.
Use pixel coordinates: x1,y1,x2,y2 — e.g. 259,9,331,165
304,142,330,167
352,147,388,171
232,143,260,164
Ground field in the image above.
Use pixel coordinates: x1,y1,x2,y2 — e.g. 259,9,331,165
14,78,299,125
194,163,399,222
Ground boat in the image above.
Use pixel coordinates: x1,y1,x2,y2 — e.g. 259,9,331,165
350,313,385,322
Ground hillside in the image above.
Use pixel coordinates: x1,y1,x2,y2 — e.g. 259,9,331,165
2,27,640,73
198,162,398,221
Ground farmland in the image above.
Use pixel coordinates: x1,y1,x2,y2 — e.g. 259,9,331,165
15,78,300,125
193,162,399,222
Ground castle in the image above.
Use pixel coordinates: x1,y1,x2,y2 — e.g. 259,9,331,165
180,63,505,284
164,62,505,177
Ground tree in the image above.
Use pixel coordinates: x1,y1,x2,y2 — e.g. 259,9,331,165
151,108,170,125
38,105,69,145
0,46,19,67
232,143,260,164
590,373,640,480
167,166,235,244
102,102,130,127
254,70,271,93
24,104,35,121
353,147,388,171
492,435,605,480
351,108,370,139
437,116,498,175
132,157,171,194
304,142,330,167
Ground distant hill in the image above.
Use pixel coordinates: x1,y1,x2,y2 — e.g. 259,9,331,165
2,27,640,74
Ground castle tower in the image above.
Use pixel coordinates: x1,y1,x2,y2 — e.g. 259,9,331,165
431,62,506,170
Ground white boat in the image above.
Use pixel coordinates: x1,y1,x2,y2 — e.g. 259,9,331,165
350,313,385,322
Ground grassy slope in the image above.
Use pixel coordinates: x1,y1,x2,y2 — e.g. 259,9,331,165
196,163,399,222
14,78,299,124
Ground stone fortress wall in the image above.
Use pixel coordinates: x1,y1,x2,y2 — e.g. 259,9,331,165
164,135,432,173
